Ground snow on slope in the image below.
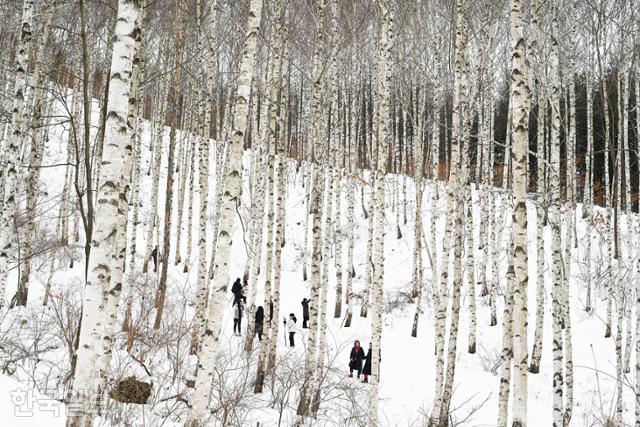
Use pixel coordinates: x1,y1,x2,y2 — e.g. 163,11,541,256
0,374,65,427
1,95,636,426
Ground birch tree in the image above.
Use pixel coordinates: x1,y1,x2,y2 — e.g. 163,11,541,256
186,0,263,423
192,0,218,354
549,7,564,424
430,1,466,424
66,0,141,423
17,0,57,299
509,0,530,423
369,1,393,424
0,0,34,308
296,0,328,418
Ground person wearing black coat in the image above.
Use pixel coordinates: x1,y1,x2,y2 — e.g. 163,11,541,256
269,300,274,325
301,298,310,328
361,343,380,383
231,278,243,304
151,246,158,272
349,340,366,378
255,306,265,341
362,345,372,383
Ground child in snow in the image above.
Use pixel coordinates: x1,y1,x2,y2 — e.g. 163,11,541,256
233,298,245,336
286,313,298,347
349,340,365,379
255,306,264,341
301,298,310,328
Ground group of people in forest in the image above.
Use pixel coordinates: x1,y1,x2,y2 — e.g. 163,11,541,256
229,278,308,348
349,340,374,383
229,278,376,383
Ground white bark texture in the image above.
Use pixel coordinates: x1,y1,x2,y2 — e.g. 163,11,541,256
296,1,327,418
66,1,140,424
549,11,564,426
185,0,262,424
18,0,57,300
192,0,218,354
369,2,393,425
509,0,530,423
430,1,466,425
0,0,34,308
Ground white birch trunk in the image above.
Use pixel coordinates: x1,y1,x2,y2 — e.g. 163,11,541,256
18,0,56,299
191,0,218,354
549,12,564,425
296,1,327,418
186,0,262,423
369,3,393,424
431,2,466,424
66,1,140,424
509,0,530,422
142,81,168,273
0,0,34,307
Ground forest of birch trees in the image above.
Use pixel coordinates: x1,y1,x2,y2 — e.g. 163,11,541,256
1,0,640,425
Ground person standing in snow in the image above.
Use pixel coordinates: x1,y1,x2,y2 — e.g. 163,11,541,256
231,277,243,304
151,246,158,272
255,306,264,341
362,343,372,383
268,299,273,326
301,298,310,328
349,340,365,379
233,298,245,336
286,313,298,347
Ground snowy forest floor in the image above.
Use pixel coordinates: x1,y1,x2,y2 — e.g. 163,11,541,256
0,97,636,426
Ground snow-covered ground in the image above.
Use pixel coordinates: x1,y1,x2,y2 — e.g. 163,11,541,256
0,95,635,426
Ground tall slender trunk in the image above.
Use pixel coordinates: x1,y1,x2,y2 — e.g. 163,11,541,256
0,0,33,308
66,1,140,424
411,83,425,337
186,0,262,423
191,0,218,354
498,238,515,427
142,81,168,273
254,0,284,391
583,65,593,314
431,2,466,424
174,84,194,266
17,0,56,298
369,3,393,425
154,13,185,329
296,1,327,418
509,0,530,423
549,11,564,425
267,32,290,372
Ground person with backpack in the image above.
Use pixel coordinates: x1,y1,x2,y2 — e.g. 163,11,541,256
286,313,298,347
255,306,265,341
231,277,243,304
349,340,366,379
301,298,310,328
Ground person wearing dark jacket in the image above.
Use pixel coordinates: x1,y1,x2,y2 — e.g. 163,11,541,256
231,278,243,304
233,298,245,336
349,340,365,378
362,344,372,383
301,298,310,328
151,246,158,272
255,306,265,341
361,342,380,383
